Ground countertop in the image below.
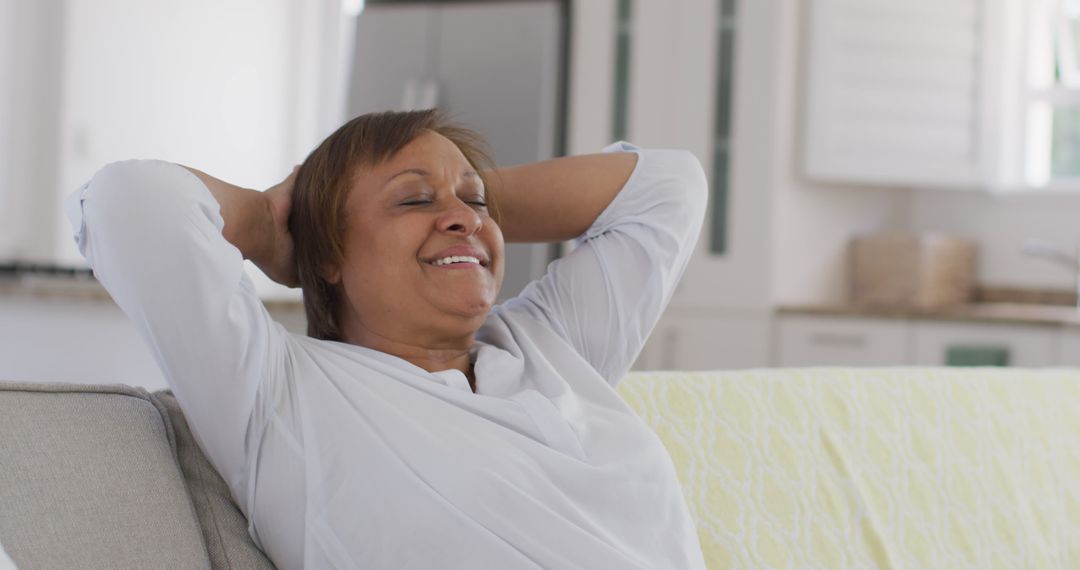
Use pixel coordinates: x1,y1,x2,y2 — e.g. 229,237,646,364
8,263,1080,327
0,264,304,312
777,302,1080,327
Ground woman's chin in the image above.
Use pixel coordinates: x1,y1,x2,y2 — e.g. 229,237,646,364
422,283,499,323
444,297,496,321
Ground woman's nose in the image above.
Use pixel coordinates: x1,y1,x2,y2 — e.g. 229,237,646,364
436,198,483,235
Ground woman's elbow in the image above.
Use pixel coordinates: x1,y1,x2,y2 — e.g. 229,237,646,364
676,150,709,211
665,150,708,231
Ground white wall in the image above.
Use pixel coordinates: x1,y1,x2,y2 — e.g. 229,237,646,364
0,1,353,387
53,0,297,267
0,0,12,256
909,189,1080,290
768,0,909,307
47,0,352,300
3,0,65,263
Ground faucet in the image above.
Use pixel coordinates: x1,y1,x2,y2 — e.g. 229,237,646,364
1022,239,1080,308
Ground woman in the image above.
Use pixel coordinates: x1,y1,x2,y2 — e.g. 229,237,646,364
66,109,708,569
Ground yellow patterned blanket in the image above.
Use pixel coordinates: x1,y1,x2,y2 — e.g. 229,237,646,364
616,368,1080,569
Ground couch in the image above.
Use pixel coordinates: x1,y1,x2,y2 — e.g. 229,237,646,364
2,368,1079,569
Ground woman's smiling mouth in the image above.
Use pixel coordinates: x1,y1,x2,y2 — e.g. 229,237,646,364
432,255,482,266
424,245,489,268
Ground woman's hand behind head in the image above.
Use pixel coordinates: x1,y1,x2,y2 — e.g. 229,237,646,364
256,167,301,288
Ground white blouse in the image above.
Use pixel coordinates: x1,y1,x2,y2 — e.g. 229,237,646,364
66,142,708,570
0,541,14,570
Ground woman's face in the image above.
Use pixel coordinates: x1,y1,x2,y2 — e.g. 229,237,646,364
326,130,505,347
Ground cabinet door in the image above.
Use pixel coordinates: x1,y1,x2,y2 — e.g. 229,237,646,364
775,315,909,367
634,311,772,371
911,321,1058,367
1057,328,1080,367
802,0,1002,189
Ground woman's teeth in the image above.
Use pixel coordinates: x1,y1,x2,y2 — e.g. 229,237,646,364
432,255,481,266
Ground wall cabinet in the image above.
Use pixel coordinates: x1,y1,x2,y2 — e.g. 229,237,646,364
802,0,1022,190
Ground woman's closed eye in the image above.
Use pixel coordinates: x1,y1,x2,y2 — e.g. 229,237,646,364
399,197,486,208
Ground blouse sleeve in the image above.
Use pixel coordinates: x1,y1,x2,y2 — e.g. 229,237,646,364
502,142,708,385
64,160,286,498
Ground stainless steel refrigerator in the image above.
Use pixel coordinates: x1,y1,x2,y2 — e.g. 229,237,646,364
346,0,567,301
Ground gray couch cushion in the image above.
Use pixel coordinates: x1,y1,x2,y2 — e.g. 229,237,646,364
0,381,211,569
152,390,276,570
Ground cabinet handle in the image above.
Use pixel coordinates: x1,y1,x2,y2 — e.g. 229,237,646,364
808,332,867,348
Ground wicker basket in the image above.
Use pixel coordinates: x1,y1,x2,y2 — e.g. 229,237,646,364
850,233,976,309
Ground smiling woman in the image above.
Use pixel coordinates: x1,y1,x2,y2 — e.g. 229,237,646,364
290,110,499,347
65,108,709,569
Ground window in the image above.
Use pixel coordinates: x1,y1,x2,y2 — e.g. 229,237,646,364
800,0,1080,193
1027,0,1080,186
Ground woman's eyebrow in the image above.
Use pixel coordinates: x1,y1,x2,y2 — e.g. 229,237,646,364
383,168,428,187
383,169,479,186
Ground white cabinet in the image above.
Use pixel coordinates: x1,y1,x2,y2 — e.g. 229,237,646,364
802,0,1021,190
646,311,1078,370
775,313,1066,368
617,0,778,372
1058,328,1080,367
911,321,1058,367
775,314,909,367
634,310,772,371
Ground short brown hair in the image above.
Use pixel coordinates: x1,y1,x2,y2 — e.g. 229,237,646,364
290,109,493,341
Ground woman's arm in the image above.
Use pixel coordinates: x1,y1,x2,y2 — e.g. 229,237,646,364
487,153,638,243
67,160,293,514
181,166,299,287
491,144,708,385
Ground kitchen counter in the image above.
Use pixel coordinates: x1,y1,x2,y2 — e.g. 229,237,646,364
0,266,304,312
777,302,1080,327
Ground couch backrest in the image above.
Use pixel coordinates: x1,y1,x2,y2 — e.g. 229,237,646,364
617,368,1080,569
154,390,277,570
0,382,212,568
9,368,1078,568
0,382,275,570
